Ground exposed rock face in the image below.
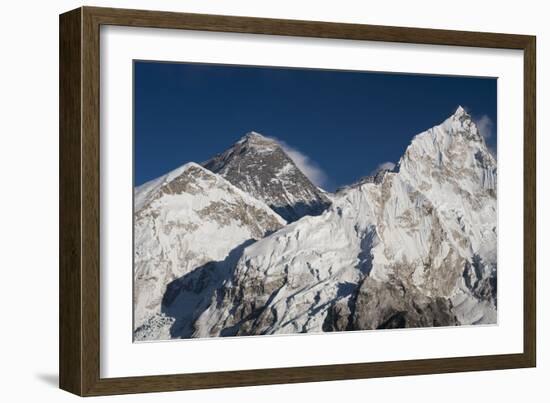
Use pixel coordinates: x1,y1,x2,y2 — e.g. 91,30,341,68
133,163,285,340
350,277,458,330
203,132,331,222
192,107,497,337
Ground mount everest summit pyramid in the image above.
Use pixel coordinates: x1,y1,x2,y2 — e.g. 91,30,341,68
203,131,331,222
134,107,498,341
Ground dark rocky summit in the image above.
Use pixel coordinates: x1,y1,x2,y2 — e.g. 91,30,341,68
203,132,331,222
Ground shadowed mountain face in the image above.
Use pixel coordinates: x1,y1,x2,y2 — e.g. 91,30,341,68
203,132,331,222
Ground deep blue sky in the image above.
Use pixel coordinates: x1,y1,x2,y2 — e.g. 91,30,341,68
134,61,497,191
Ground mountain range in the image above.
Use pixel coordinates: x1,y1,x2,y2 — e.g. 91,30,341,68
134,106,497,341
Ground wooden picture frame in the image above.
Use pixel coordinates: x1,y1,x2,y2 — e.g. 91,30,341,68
59,6,536,396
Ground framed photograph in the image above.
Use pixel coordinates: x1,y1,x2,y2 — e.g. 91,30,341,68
59,6,536,396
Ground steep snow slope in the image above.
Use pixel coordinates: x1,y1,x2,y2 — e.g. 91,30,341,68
133,163,285,340
193,107,497,337
203,132,331,222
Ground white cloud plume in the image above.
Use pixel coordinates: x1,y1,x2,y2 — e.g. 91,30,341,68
474,115,494,140
268,137,329,188
371,161,396,175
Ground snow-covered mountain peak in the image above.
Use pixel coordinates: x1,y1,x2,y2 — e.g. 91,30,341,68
135,162,221,213
442,106,482,141
400,108,494,173
235,131,280,150
133,159,287,340
240,131,271,142
454,105,467,117
163,161,209,183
